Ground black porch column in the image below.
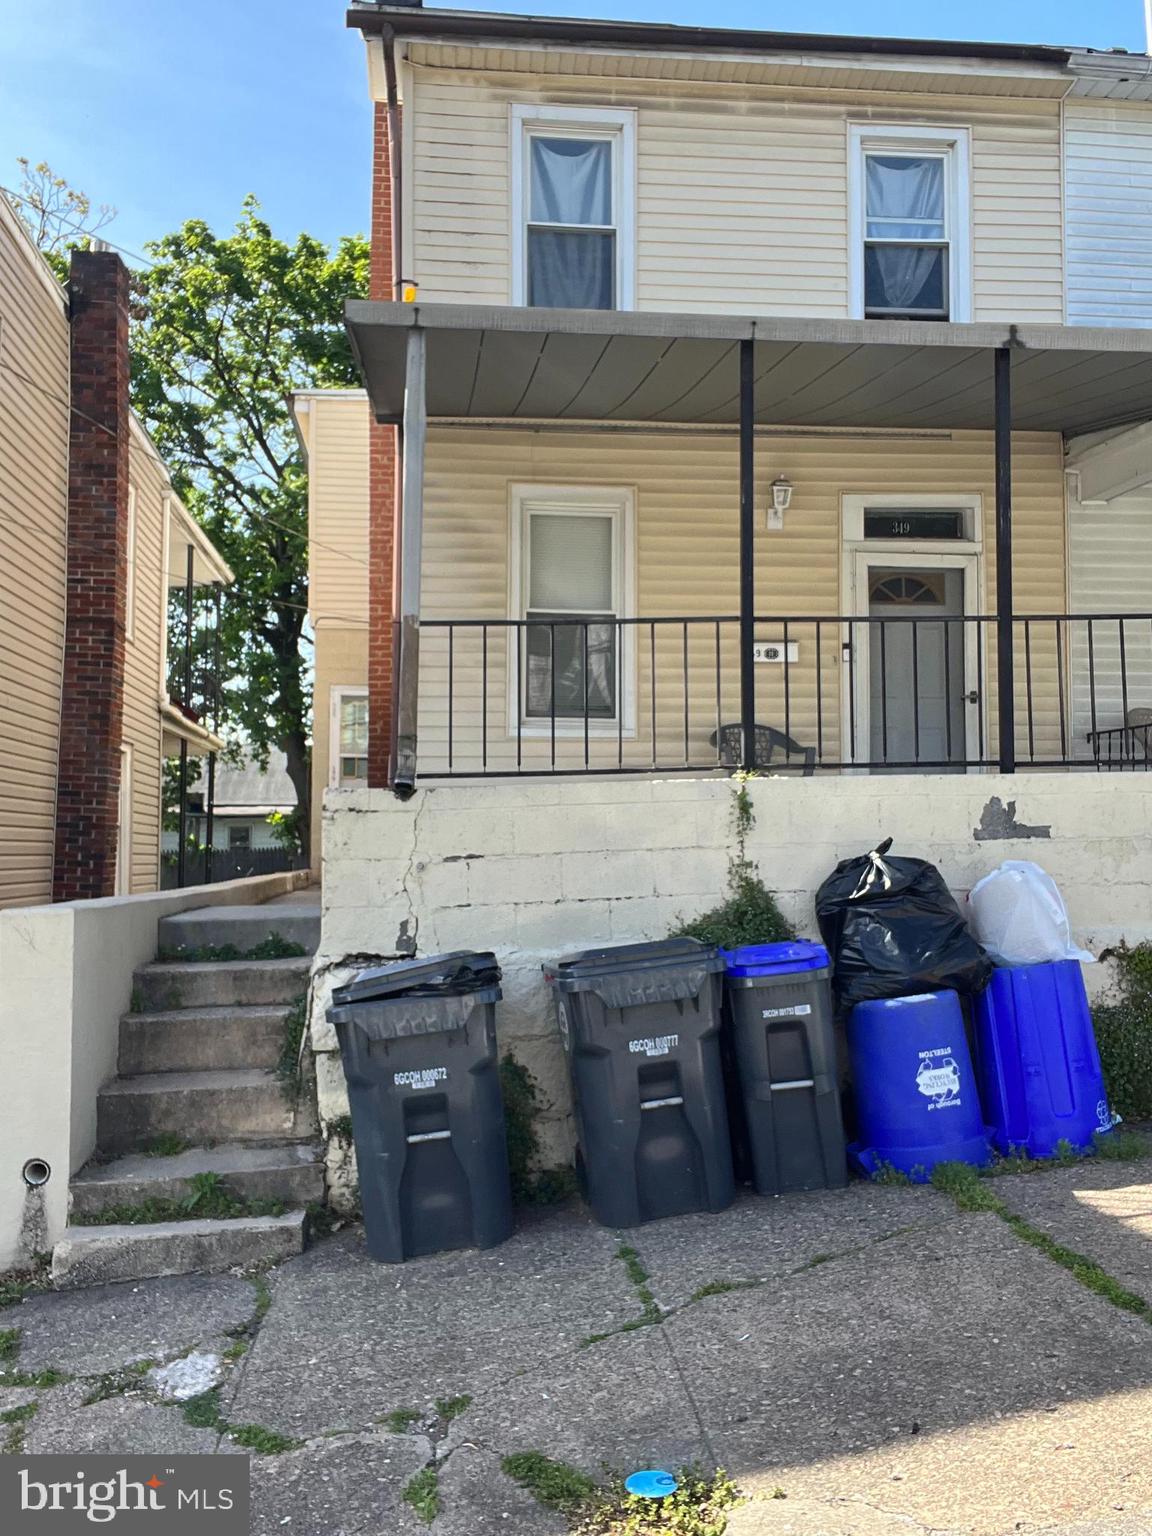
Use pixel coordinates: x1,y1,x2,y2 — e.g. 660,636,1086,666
739,338,756,771
994,346,1015,774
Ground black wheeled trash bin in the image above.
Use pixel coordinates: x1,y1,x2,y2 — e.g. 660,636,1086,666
328,951,514,1263
545,938,735,1228
722,942,847,1195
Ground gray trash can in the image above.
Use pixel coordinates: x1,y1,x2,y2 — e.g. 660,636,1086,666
546,938,735,1228
328,952,514,1263
723,942,847,1195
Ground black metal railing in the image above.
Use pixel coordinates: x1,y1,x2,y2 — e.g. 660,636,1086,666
416,612,1152,778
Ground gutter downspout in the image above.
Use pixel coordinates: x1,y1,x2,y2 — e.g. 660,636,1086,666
381,25,405,786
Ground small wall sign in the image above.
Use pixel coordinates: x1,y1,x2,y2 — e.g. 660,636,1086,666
752,641,799,664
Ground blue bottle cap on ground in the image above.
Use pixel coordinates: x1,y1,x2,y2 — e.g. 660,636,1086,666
625,1470,678,1499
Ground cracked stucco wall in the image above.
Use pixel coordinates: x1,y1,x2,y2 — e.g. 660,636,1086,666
311,773,1152,1206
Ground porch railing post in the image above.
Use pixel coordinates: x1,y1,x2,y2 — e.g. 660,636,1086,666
738,336,756,772
204,581,221,885
995,345,1015,774
394,325,427,796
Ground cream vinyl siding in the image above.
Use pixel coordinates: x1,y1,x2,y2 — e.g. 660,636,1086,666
298,392,372,864
0,203,70,907
1065,101,1152,327
415,426,1066,773
121,438,167,892
1068,487,1152,757
409,68,1063,322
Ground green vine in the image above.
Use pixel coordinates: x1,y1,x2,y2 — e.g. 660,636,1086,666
672,777,795,949
1093,943,1152,1118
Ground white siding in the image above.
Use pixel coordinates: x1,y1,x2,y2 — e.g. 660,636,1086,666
1065,101,1152,327
409,67,1064,322
1068,486,1152,756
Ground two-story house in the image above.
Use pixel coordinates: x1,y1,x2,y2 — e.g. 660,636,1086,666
0,198,232,905
301,0,1152,1182
302,4,1152,834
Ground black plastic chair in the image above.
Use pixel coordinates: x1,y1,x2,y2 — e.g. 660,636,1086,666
709,722,817,776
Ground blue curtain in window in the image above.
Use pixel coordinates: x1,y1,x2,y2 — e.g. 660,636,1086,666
528,138,615,309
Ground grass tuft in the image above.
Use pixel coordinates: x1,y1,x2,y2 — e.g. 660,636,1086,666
84,1171,285,1227
141,1133,191,1158
0,1400,38,1454
501,1451,598,1514
576,1467,740,1536
435,1393,472,1424
228,1423,300,1455
0,1328,20,1365
380,1406,422,1434
276,994,310,1099
402,1466,440,1524
181,1388,225,1430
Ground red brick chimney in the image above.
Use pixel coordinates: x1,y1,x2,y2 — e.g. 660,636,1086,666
52,250,130,902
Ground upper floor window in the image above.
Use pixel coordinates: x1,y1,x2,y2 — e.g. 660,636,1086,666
330,687,368,786
849,125,971,323
512,105,635,310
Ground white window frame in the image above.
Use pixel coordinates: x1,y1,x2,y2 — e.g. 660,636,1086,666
116,744,132,896
511,104,636,311
848,123,972,323
329,686,369,787
125,484,137,642
508,483,636,739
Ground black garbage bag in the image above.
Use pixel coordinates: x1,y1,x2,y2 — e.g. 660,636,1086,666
815,838,992,1009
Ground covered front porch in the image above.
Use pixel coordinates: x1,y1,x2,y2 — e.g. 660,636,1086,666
345,303,1152,788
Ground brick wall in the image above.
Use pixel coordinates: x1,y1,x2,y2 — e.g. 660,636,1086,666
368,100,399,786
52,252,130,902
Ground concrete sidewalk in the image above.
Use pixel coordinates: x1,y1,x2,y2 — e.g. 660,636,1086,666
3,1165,1152,1536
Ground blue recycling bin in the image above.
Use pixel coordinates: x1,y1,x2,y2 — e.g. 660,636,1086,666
973,959,1114,1157
848,990,991,1181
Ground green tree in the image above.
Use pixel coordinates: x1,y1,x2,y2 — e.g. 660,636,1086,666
11,157,116,274
131,198,369,849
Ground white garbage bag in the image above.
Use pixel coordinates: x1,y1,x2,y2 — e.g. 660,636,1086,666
967,860,1095,967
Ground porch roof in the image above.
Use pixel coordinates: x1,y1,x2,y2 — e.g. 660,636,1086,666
345,301,1152,437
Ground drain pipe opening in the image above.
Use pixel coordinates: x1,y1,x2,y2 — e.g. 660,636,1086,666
22,1159,51,1188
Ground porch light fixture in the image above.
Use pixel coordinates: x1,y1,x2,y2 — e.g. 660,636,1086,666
767,475,793,531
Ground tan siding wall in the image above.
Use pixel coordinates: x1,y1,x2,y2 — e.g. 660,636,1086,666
416,426,1067,772
409,69,1063,322
122,439,167,892
302,392,372,865
0,208,70,908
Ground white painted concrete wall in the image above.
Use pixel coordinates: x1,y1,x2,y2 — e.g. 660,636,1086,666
0,869,312,1273
315,773,1152,1193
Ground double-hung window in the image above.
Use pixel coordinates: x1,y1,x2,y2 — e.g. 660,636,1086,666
849,125,970,322
511,486,634,730
512,105,635,310
330,688,368,786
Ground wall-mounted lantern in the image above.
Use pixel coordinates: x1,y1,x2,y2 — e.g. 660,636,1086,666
767,475,793,531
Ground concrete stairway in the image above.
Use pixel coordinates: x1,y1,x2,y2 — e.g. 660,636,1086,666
53,899,324,1288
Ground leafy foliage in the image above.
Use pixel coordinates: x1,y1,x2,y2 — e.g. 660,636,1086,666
1093,944,1152,1118
132,199,369,848
576,1468,741,1536
10,157,115,275
672,780,795,949
499,1054,578,1206
402,1467,441,1524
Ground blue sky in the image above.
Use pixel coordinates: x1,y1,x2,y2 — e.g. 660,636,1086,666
2,0,1150,260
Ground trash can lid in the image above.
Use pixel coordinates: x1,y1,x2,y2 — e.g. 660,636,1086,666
545,937,723,982
723,940,830,978
332,951,500,1005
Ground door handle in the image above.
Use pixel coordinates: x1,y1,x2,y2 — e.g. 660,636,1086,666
965,690,980,704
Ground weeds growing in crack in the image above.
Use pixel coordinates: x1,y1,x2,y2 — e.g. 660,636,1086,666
180,1387,299,1454
501,1452,598,1515
379,1406,422,1434
501,1453,741,1535
434,1393,472,1424
0,1402,38,1454
402,1466,440,1524
931,1161,1152,1321
0,1254,51,1311
81,1360,157,1406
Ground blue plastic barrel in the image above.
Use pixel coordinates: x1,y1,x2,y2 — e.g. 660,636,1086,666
848,991,990,1181
973,959,1114,1158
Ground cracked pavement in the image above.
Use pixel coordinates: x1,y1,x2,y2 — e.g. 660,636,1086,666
3,1171,1152,1535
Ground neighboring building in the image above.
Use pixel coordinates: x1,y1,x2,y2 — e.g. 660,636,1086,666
0,199,232,906
162,750,297,853
300,4,1152,792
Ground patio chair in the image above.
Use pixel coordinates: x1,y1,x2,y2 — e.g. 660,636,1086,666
709,722,817,776
1087,706,1152,768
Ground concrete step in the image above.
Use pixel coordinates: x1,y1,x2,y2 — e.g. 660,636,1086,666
51,1211,307,1288
133,956,311,1012
97,1070,317,1155
157,904,320,958
119,1005,293,1075
69,1143,325,1221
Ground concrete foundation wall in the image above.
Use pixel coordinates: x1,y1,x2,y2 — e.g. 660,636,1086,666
315,773,1152,1193
0,868,312,1273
